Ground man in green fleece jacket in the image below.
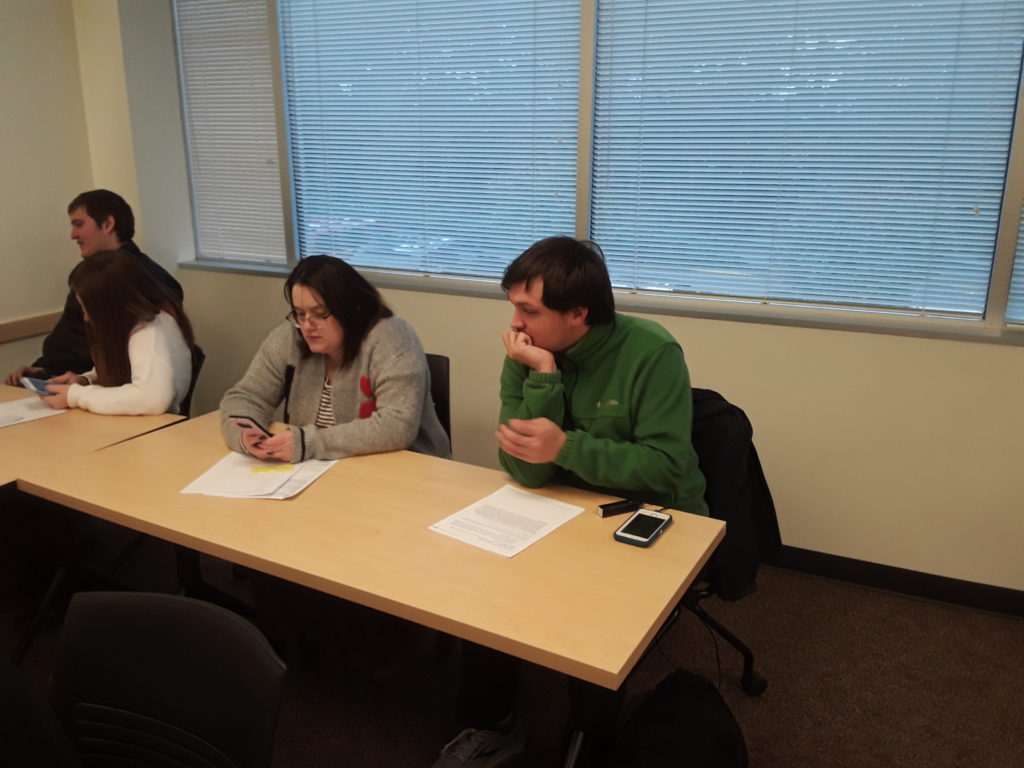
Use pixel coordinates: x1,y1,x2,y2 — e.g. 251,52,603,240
432,237,707,768
496,235,708,517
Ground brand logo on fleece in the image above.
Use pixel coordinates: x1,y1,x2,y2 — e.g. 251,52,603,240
596,398,620,408
359,376,377,418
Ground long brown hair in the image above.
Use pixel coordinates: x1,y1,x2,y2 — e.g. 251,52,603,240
70,250,195,386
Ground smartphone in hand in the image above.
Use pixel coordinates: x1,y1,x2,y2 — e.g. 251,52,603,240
20,376,54,396
229,415,272,440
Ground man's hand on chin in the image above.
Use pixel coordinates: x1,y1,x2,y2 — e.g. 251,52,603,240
496,417,566,464
502,330,556,373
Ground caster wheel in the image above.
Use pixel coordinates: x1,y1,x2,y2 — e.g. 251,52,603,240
742,671,767,696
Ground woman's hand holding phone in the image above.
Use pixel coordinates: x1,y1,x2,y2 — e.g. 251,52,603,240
251,431,294,462
39,384,70,409
230,416,294,462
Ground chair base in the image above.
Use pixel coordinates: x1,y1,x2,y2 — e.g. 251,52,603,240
683,589,767,696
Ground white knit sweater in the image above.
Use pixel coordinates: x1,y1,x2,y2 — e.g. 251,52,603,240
66,311,192,415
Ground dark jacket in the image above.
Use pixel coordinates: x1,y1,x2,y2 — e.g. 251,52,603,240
33,242,183,377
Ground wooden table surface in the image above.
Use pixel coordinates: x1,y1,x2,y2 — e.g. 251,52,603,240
1,384,183,485
17,411,724,689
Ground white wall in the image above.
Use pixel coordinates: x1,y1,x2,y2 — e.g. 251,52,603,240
0,0,93,373
71,0,140,221
4,1,1023,594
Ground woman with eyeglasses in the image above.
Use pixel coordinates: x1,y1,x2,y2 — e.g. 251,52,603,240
37,249,195,415
219,254,450,462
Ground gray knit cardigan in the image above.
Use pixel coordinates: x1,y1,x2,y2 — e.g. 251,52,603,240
219,317,451,461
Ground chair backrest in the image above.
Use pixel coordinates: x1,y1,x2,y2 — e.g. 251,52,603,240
690,389,779,601
49,591,286,768
179,344,206,418
426,353,452,443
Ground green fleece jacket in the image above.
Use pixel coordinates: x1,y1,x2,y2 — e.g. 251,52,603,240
499,313,709,516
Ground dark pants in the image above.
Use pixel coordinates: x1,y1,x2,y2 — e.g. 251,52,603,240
458,640,624,765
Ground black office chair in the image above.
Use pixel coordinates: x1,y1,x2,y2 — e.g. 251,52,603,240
1,658,82,767
49,591,286,768
426,352,452,444
178,344,206,418
649,388,779,696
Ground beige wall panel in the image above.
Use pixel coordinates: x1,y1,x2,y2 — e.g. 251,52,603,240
0,0,92,322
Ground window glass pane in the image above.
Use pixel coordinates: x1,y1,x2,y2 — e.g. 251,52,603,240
591,0,1024,315
279,0,579,277
175,0,288,262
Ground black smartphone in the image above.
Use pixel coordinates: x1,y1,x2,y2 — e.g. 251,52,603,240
228,415,272,439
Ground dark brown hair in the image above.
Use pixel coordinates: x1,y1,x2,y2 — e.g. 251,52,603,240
501,236,615,326
67,189,135,243
284,255,393,367
70,250,194,386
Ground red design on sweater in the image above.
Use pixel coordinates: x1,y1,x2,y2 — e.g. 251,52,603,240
359,376,376,419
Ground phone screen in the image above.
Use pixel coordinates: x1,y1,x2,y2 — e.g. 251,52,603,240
620,512,667,539
21,377,53,396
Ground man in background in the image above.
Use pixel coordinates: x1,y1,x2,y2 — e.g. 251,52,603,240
4,189,182,384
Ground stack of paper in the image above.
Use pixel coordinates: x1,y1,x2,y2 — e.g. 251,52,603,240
181,452,336,500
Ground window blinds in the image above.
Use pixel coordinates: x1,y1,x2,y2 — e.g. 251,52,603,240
591,0,1024,316
278,0,579,277
175,0,288,262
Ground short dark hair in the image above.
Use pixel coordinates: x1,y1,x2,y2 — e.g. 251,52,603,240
284,255,393,367
501,236,615,326
67,189,135,243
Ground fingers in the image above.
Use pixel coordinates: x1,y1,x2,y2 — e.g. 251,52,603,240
241,433,267,456
496,426,530,460
502,330,534,355
260,432,294,462
506,417,548,436
4,366,27,386
498,419,546,458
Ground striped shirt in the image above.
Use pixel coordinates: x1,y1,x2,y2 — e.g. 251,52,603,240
314,377,335,427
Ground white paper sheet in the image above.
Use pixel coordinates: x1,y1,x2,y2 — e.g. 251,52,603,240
181,452,336,499
429,484,583,557
0,397,66,428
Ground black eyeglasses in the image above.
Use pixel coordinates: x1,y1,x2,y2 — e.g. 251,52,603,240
286,309,332,328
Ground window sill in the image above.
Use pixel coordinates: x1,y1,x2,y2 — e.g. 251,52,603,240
181,259,1024,347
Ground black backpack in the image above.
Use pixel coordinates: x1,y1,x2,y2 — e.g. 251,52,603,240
610,669,748,768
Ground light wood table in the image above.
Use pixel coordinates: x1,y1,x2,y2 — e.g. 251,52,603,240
17,411,725,689
0,384,183,486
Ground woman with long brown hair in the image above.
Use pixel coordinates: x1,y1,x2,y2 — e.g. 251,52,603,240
39,249,195,415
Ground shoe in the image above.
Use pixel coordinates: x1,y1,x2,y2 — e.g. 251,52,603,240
432,726,525,767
